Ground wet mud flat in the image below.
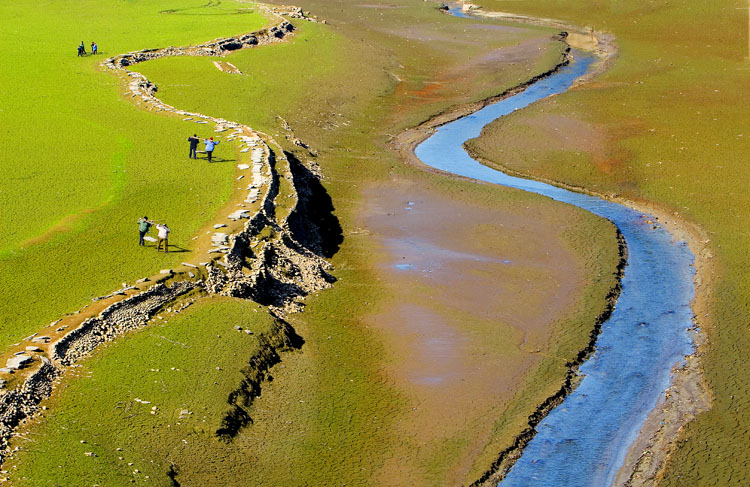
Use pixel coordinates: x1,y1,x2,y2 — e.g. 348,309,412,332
362,176,618,485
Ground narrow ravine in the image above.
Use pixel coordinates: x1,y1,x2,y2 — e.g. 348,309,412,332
413,27,697,487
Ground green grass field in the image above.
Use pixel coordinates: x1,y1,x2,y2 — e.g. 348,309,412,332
0,0,273,349
470,0,750,483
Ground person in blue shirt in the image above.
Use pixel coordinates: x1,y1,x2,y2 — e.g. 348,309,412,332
204,137,220,162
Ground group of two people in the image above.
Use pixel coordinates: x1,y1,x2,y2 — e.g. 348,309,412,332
137,217,171,252
77,41,98,57
187,134,220,162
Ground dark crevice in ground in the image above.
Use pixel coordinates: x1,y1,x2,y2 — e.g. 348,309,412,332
285,151,343,258
216,316,304,440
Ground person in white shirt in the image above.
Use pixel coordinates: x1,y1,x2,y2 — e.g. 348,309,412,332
156,223,171,252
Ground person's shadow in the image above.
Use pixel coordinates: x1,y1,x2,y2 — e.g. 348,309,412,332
205,156,235,163
165,245,190,253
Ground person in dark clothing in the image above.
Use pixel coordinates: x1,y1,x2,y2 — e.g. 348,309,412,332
187,134,200,159
78,41,86,56
137,216,153,246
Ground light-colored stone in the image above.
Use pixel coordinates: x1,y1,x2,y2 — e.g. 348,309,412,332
6,355,32,370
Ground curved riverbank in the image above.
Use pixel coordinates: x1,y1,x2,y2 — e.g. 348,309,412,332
449,3,713,484
402,5,709,485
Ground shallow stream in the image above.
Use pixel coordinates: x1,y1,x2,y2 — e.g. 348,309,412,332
415,18,695,487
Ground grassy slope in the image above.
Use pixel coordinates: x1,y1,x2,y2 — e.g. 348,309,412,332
470,0,749,484
9,297,281,486
0,0,270,349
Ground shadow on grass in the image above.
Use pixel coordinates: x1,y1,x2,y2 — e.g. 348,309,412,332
285,151,343,258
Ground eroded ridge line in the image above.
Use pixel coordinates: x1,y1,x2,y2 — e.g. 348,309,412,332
0,3,335,469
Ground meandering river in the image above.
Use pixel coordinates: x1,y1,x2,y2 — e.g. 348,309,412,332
414,20,695,487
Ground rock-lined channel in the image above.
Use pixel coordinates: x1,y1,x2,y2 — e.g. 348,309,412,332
414,46,696,487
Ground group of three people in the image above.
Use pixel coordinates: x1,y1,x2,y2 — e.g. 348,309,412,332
187,134,220,162
137,217,170,252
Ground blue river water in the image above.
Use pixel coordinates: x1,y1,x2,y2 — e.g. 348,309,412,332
414,42,695,487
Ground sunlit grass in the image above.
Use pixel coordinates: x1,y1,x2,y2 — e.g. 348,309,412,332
0,0,269,348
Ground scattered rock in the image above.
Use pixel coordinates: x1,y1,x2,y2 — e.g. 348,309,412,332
6,355,32,370
25,346,42,353
160,269,172,275
84,452,96,457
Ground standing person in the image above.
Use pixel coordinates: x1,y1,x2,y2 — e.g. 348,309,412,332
156,223,171,252
204,137,220,162
79,41,86,56
137,216,153,246
187,134,200,159
92,42,98,55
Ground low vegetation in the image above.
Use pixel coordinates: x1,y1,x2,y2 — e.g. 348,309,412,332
0,0,269,349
